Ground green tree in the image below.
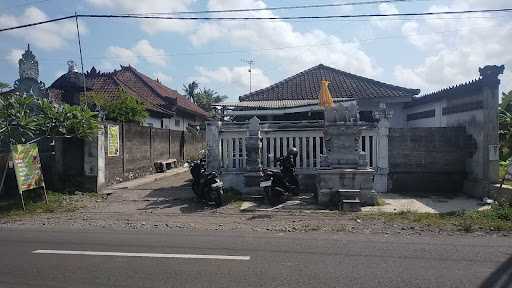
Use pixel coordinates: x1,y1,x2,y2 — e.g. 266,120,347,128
84,89,149,124
194,88,228,116
0,93,40,145
500,90,512,160
0,93,100,146
38,99,100,139
183,81,199,103
0,82,10,92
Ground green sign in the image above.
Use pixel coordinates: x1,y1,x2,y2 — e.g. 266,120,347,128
11,144,45,193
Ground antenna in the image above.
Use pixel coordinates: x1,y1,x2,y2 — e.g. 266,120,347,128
241,58,255,93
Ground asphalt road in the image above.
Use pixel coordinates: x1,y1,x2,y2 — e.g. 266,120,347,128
0,228,511,288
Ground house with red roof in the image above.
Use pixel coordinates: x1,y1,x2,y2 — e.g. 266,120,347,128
50,64,208,131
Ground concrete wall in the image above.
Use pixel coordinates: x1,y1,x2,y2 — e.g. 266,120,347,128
104,122,204,185
388,127,476,195
400,77,500,197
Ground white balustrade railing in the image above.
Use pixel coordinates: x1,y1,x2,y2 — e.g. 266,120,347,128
261,129,324,170
218,122,377,171
220,130,247,170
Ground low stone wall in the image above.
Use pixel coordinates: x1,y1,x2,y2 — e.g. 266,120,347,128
388,127,476,195
105,122,204,185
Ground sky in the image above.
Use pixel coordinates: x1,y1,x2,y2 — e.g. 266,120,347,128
0,0,511,101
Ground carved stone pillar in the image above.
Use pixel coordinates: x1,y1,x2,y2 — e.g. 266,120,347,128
243,117,262,194
206,121,221,172
245,117,262,172
374,116,390,193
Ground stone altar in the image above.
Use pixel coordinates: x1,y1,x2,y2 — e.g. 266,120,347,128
317,102,376,207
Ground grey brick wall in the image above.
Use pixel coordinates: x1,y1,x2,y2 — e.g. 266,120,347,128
389,127,476,195
105,122,204,185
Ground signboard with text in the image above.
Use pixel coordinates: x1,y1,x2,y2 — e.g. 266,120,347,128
11,144,45,193
108,124,120,157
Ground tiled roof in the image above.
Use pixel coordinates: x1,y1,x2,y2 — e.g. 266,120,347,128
127,68,208,118
239,64,420,102
51,66,208,118
216,98,352,109
405,78,484,108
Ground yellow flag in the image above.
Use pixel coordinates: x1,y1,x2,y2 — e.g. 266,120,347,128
319,80,334,108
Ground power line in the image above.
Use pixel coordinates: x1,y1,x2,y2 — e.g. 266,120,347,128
0,24,495,64
0,15,75,32
122,0,429,15
79,8,512,20
1,7,512,32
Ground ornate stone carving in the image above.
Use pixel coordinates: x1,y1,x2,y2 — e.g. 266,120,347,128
19,44,39,80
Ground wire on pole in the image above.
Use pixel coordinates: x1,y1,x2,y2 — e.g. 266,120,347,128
75,12,87,106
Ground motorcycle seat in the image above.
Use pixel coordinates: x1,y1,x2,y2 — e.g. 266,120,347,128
264,169,281,175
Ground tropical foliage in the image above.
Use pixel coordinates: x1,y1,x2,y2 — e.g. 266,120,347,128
0,81,9,92
183,81,199,103
182,81,227,118
499,90,512,160
0,93,100,146
83,89,148,124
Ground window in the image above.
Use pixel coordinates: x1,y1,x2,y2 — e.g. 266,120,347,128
175,119,181,127
160,119,164,128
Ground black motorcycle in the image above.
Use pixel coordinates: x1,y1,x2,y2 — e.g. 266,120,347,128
189,157,225,208
260,148,300,206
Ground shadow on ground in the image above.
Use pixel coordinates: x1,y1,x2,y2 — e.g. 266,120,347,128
136,178,215,214
479,254,512,288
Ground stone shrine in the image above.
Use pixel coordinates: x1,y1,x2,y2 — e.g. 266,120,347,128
317,102,376,207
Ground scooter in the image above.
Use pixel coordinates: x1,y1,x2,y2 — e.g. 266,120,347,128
189,156,225,207
260,148,300,206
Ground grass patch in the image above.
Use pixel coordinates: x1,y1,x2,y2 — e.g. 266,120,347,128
362,204,512,232
375,197,387,206
499,162,512,186
0,190,89,219
223,187,243,204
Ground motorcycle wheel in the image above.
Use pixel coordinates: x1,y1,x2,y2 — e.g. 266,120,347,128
212,188,224,208
265,187,285,206
192,181,201,198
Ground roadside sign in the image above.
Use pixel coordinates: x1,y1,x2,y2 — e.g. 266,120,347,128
11,144,48,209
107,124,120,157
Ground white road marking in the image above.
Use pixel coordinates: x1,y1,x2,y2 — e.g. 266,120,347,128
32,250,250,260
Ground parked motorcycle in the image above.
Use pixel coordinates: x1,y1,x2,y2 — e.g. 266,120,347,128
189,155,225,208
260,148,300,206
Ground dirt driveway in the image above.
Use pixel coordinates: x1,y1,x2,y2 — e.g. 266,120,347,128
1,171,510,237
90,172,206,214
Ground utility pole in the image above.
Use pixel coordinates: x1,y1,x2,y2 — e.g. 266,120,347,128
75,12,87,105
241,58,255,93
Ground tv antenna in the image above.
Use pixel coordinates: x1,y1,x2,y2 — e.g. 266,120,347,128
241,58,255,93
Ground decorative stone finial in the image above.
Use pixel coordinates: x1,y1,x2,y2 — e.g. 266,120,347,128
67,60,76,73
479,65,505,79
19,43,39,80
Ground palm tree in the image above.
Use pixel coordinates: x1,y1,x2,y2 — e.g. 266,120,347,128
182,81,199,103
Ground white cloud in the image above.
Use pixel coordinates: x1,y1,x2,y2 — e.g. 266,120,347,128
105,46,139,67
196,66,272,92
154,71,173,85
5,49,23,65
188,0,379,78
0,7,85,50
101,40,168,69
371,3,400,30
394,0,512,93
132,40,168,67
85,0,195,34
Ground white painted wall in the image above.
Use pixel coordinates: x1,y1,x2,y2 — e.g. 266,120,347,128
144,114,203,131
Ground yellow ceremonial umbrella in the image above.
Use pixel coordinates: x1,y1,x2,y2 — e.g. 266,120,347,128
319,80,334,108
